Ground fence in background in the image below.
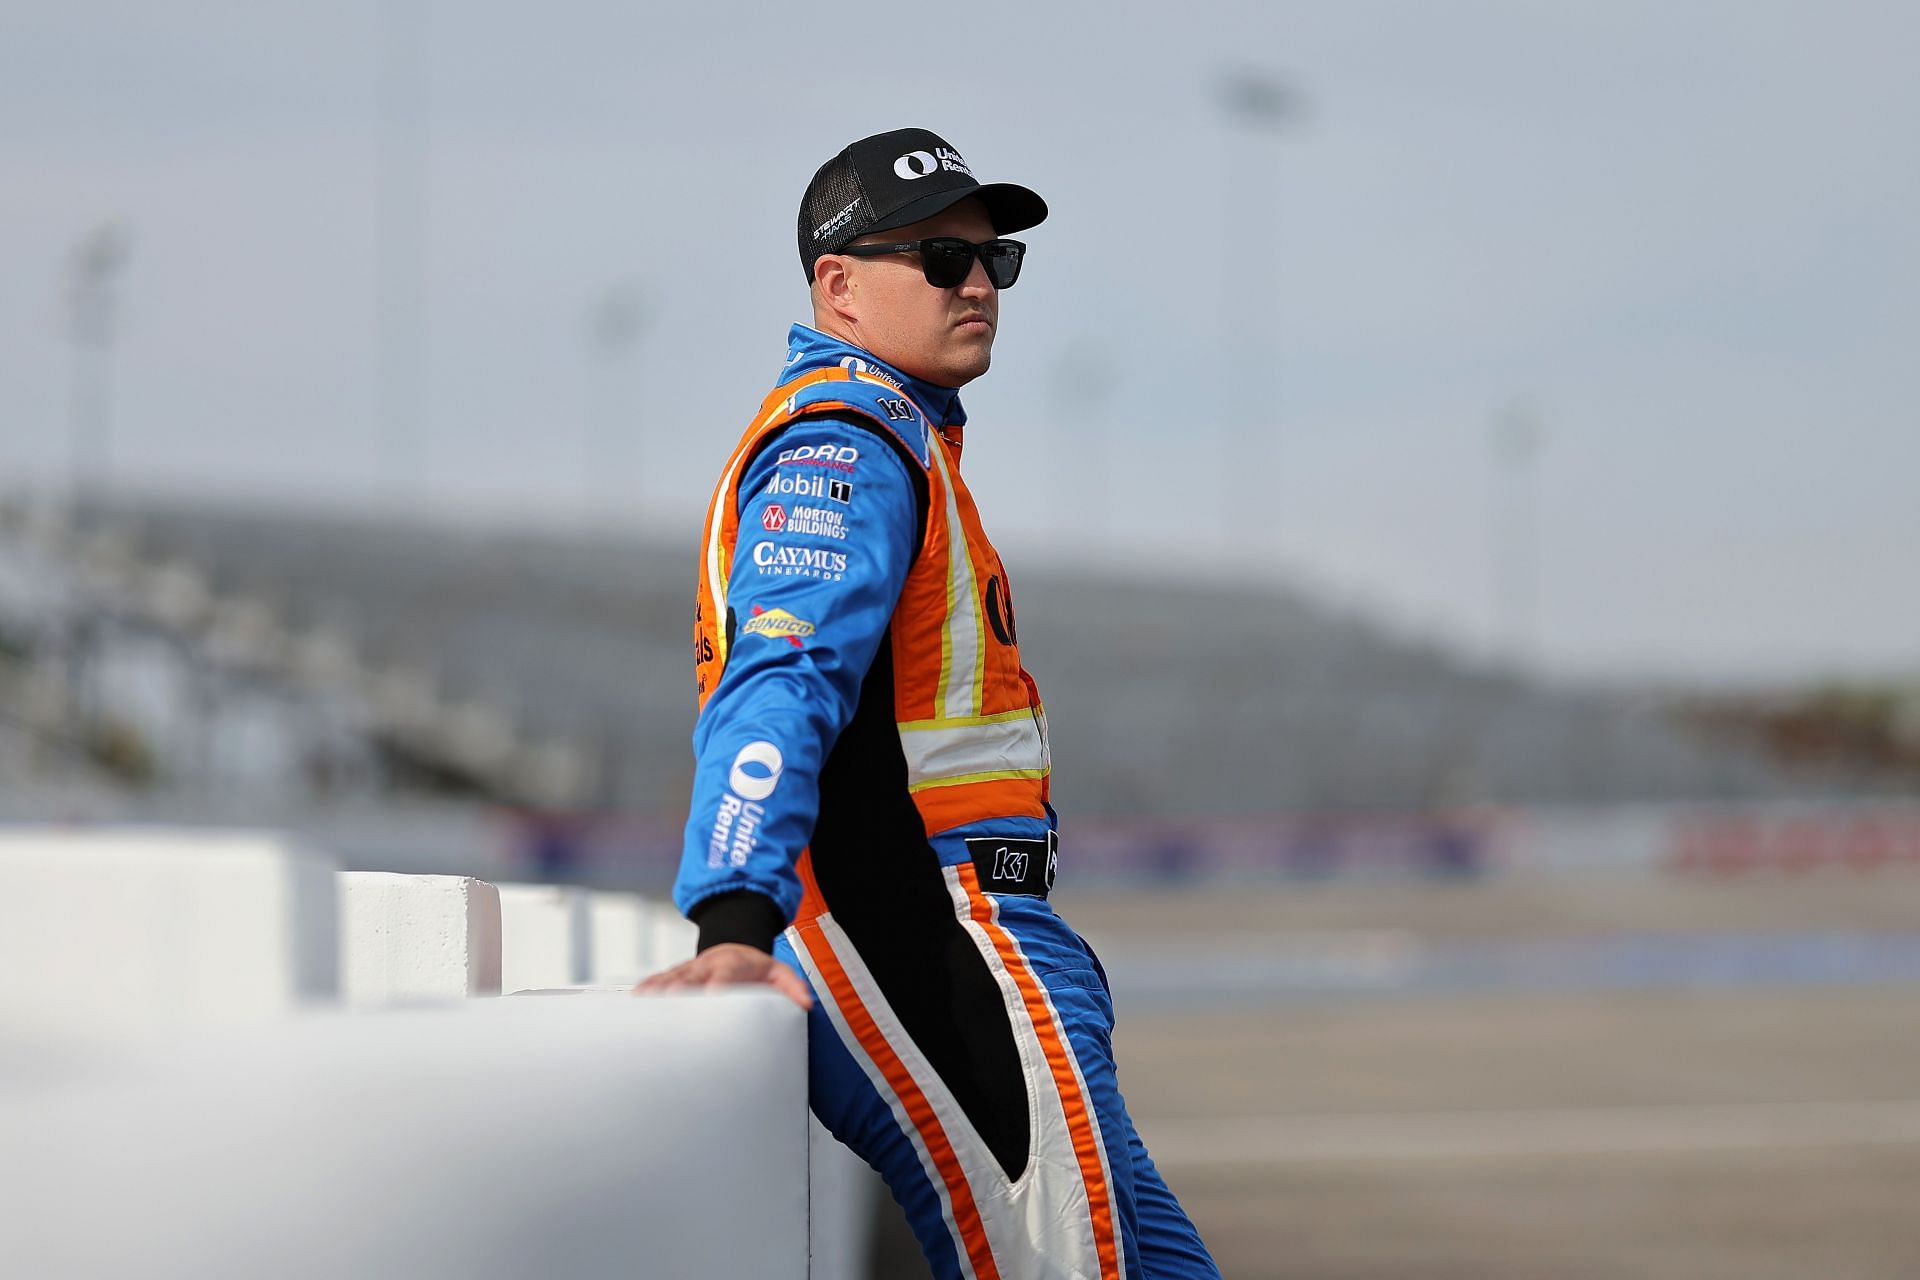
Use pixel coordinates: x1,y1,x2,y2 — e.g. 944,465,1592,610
1052,800,1920,881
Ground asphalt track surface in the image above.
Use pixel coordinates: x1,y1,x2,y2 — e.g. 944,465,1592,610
871,873,1920,1278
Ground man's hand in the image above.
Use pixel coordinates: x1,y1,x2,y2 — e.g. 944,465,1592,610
631,942,813,1010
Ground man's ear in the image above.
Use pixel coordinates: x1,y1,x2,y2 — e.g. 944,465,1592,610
814,255,856,322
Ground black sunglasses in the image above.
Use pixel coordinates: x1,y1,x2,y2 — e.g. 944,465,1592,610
840,237,1027,290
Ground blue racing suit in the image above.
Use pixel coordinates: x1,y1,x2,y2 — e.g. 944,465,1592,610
674,323,1218,1279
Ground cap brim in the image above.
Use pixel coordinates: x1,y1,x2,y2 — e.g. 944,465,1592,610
866,181,1049,239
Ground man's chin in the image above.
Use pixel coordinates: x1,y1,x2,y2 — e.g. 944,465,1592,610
945,341,993,386
938,354,991,388
892,341,992,389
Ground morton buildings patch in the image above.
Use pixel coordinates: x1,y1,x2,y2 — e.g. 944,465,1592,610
787,505,846,539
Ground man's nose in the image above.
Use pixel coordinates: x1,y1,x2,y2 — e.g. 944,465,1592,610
957,254,996,296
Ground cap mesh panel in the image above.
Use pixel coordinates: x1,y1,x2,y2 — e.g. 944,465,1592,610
797,153,872,283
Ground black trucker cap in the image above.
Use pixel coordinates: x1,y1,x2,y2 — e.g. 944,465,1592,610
797,128,1048,282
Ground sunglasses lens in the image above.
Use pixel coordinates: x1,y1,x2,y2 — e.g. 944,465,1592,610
979,241,1024,289
919,239,974,288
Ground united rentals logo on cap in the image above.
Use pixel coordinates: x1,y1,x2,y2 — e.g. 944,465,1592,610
892,145,972,181
797,127,1047,282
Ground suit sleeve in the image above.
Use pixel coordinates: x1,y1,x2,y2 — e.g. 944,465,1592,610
673,414,921,952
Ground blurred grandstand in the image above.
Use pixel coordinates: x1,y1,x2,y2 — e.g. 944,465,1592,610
2,490,1914,882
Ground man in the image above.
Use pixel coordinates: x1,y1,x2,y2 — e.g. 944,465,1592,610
638,128,1218,1279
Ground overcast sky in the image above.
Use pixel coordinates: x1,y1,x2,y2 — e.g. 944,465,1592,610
3,1,1916,685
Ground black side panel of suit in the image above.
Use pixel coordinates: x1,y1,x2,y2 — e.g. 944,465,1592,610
810,638,1032,1183
728,413,1029,1180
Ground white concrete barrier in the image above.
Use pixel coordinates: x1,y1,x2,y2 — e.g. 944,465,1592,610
339,872,502,1004
0,992,809,1279
0,827,338,1038
0,831,862,1277
496,883,592,992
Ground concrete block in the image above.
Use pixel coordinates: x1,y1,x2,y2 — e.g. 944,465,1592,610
0,992,809,1279
643,898,698,975
810,1115,883,1280
339,873,502,1005
589,893,699,984
496,883,591,992
0,827,338,1037
587,891,647,985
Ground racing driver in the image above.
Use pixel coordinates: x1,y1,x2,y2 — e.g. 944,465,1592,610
638,127,1219,1279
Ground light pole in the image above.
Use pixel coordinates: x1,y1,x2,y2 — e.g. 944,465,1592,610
1213,68,1301,548
1490,402,1546,668
66,223,131,519
377,0,430,502
583,283,646,523
1048,341,1113,550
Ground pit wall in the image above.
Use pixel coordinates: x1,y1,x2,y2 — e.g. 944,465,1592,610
0,827,878,1280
